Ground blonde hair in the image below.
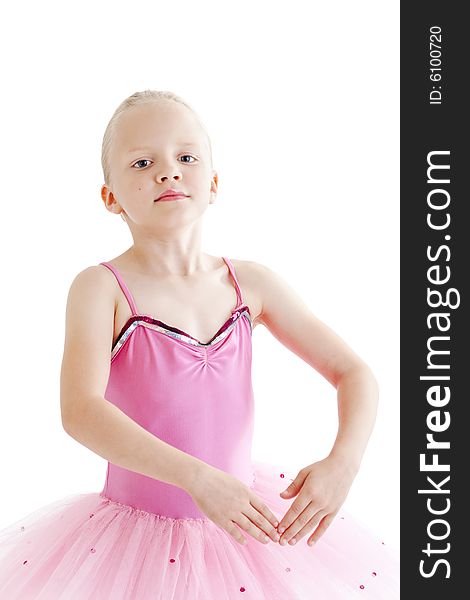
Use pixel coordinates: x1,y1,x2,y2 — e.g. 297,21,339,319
101,89,213,186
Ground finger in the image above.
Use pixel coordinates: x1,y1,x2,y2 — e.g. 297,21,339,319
236,513,272,545
250,495,280,530
276,498,312,537
226,521,248,546
279,505,324,545
284,510,328,546
245,506,281,543
308,513,336,545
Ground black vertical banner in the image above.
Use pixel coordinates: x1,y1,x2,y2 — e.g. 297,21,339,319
401,2,468,597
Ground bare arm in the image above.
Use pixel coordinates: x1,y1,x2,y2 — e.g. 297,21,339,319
60,266,205,493
327,366,378,474
251,260,379,473
247,260,380,545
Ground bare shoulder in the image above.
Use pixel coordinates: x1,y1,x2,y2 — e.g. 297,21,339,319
228,259,276,327
229,258,269,284
232,258,370,385
65,264,119,323
232,256,320,328
229,257,278,294
60,264,117,430
231,258,323,332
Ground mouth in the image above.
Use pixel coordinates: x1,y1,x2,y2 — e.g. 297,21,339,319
155,194,189,202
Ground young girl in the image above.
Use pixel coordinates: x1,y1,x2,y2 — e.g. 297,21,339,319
0,90,399,598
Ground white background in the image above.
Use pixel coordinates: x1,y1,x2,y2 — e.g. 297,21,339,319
0,1,399,553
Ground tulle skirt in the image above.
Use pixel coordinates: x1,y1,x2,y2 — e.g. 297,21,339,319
0,460,399,599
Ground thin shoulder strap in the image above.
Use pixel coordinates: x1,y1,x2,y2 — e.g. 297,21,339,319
99,262,139,315
222,257,245,312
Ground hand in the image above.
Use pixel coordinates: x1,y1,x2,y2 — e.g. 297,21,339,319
186,465,281,547
276,456,357,547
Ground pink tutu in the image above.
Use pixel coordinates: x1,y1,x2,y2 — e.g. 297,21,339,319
0,460,399,599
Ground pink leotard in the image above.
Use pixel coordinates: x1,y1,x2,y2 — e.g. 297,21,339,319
98,257,255,519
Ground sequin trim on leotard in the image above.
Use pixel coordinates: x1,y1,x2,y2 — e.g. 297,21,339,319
111,307,252,360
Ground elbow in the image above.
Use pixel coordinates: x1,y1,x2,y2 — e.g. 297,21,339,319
60,397,83,436
362,366,380,409
338,363,379,398
361,364,379,395
61,411,76,436
348,360,377,383
60,388,88,434
352,361,378,387
60,397,73,434
60,393,102,436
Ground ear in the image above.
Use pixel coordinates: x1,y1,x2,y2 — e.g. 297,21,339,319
101,184,122,215
209,171,218,205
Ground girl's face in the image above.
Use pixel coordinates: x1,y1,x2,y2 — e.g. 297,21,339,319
101,101,217,230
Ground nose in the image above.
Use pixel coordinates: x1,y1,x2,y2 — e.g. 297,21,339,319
155,160,182,183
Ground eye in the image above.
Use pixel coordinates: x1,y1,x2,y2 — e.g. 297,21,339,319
180,154,197,163
132,159,152,169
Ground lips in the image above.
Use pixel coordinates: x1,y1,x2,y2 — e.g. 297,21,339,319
155,190,189,201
